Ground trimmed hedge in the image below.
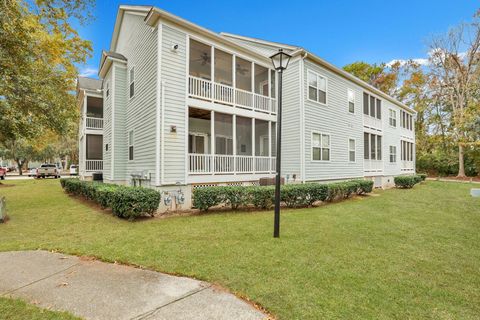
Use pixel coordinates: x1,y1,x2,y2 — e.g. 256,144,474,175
193,179,374,211
60,179,160,220
394,175,425,189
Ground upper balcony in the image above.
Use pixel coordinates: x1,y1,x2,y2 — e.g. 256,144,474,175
84,96,104,131
188,39,277,115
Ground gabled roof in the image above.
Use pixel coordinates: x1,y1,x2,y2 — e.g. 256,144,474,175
98,50,127,78
77,77,102,92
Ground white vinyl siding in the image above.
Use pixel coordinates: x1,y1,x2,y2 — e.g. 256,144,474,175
307,70,327,105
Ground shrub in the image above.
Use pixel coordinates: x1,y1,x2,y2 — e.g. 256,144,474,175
60,179,160,220
223,186,250,210
352,179,374,195
192,187,223,211
394,176,417,188
418,173,427,181
110,187,161,220
250,186,275,209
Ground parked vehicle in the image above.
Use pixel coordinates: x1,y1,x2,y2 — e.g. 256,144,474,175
0,167,6,180
28,167,37,177
36,164,61,178
69,164,78,176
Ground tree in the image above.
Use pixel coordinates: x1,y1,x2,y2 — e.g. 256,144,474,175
428,16,480,177
343,61,401,96
0,0,93,170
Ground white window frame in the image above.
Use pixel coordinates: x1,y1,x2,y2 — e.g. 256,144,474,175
389,109,397,127
129,66,135,99
311,131,331,162
347,89,355,114
348,138,356,162
307,70,328,106
389,145,397,163
128,130,134,161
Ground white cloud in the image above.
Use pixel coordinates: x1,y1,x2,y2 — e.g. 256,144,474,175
386,49,467,68
79,66,98,77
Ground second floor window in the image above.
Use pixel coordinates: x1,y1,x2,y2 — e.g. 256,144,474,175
308,71,327,104
389,109,397,127
128,130,134,160
363,93,381,119
400,111,413,130
129,67,135,98
348,89,355,113
312,132,330,161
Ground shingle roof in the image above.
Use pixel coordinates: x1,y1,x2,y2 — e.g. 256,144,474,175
77,77,103,91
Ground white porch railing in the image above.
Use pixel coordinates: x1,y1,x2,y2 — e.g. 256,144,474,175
85,160,103,172
188,76,276,114
86,117,103,130
364,159,383,173
363,114,382,130
188,154,276,174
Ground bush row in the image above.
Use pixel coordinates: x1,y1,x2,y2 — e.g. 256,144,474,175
193,179,374,211
394,174,425,189
60,179,161,220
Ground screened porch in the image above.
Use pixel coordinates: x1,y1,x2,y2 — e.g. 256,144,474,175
188,107,276,174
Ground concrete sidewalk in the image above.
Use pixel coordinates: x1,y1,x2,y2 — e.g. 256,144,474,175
0,251,266,320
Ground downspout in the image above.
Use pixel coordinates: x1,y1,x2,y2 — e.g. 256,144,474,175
155,23,163,186
300,51,308,183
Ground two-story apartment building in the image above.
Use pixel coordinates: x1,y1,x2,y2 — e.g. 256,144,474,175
77,5,416,211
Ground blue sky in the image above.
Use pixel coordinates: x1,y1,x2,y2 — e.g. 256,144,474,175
77,0,478,78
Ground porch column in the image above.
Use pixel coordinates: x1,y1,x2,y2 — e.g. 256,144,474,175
252,118,255,173
268,121,272,172
232,55,236,106
211,46,215,101
211,110,215,174
268,70,271,114
233,114,237,175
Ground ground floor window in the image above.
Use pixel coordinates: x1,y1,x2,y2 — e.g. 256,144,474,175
348,138,356,162
312,132,330,161
128,130,134,160
389,145,397,163
364,132,382,160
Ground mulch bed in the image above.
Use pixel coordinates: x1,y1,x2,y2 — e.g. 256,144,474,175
431,176,480,182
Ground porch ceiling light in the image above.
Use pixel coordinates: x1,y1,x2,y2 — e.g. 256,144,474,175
269,49,291,72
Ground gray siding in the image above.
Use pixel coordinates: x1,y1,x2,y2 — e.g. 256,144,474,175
115,12,158,185
303,59,365,181
161,24,187,184
281,59,302,181
102,69,113,181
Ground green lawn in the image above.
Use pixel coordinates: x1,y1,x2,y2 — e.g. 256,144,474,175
1,179,479,319
0,297,80,320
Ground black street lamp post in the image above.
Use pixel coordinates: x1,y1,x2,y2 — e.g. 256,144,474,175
269,49,291,238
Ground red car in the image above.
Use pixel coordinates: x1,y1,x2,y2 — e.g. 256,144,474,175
0,167,6,180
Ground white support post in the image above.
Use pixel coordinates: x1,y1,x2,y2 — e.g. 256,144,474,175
268,69,271,114
211,46,215,101
233,114,237,175
251,62,255,107
232,55,236,107
252,118,255,173
268,121,272,172
211,110,215,175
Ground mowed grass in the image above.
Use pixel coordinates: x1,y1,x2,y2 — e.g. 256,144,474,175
0,179,479,319
0,297,80,320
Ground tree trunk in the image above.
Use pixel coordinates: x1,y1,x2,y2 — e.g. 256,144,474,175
16,160,23,176
457,144,466,177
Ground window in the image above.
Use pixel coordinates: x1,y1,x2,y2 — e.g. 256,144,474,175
308,71,327,104
348,139,356,162
389,109,397,127
400,111,414,130
128,130,134,161
401,140,414,161
348,89,355,113
105,81,110,98
389,146,396,163
105,144,108,152
129,67,135,98
364,132,382,160
363,92,381,119
86,134,103,160
312,132,330,161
